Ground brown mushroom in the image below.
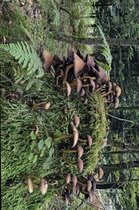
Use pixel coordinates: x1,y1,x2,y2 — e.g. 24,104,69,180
87,180,92,192
72,175,78,187
65,81,72,96
77,145,84,159
115,85,122,97
42,50,53,71
71,122,79,148
77,159,84,172
74,115,80,128
87,135,93,147
66,174,71,184
74,52,85,77
113,96,120,108
98,167,104,179
27,178,33,193
40,178,48,195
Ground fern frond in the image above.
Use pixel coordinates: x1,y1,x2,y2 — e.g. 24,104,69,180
0,42,44,90
97,24,113,71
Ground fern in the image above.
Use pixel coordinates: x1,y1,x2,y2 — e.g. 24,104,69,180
97,24,113,72
0,42,44,90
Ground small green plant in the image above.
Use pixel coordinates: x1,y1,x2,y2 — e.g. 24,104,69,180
0,42,44,90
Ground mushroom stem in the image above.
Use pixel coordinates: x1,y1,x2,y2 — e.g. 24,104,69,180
62,64,74,85
101,91,113,97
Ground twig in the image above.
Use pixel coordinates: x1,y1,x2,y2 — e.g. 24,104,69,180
107,113,135,124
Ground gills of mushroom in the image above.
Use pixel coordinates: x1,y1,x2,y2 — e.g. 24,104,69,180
77,145,84,159
66,174,71,184
74,115,80,128
27,177,34,193
74,52,85,77
77,158,84,172
42,50,54,71
40,178,48,195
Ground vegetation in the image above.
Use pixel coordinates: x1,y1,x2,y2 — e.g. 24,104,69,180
1,0,139,210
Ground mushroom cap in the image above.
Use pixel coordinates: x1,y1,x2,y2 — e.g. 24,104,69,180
40,178,48,195
98,167,104,179
71,124,79,148
72,175,78,187
65,81,72,96
74,114,80,128
87,135,93,147
113,96,120,108
77,145,84,159
42,50,53,70
27,177,33,193
74,52,85,77
86,54,95,67
77,158,84,172
115,85,122,97
66,174,71,184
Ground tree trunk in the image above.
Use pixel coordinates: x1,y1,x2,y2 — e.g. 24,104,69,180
107,142,139,149
103,150,139,155
100,161,139,172
54,34,139,47
96,179,139,189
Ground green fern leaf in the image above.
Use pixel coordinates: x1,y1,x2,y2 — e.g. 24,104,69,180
0,42,44,90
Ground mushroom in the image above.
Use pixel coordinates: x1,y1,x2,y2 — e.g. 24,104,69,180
87,180,92,192
76,78,82,93
80,88,86,97
72,175,78,187
66,174,71,184
74,52,85,77
113,96,120,108
87,135,93,147
77,159,84,172
98,167,104,180
42,50,53,71
77,145,84,159
65,81,72,96
44,102,51,110
40,178,48,195
71,122,79,148
74,115,80,128
114,85,122,97
27,178,33,193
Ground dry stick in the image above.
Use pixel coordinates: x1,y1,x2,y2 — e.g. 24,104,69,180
107,113,135,124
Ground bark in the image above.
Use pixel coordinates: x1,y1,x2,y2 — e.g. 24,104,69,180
107,142,139,149
96,179,139,189
103,150,139,155
100,161,139,172
54,34,139,47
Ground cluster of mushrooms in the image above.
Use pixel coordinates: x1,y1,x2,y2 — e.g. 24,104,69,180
62,167,104,205
41,47,121,108
60,114,104,205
